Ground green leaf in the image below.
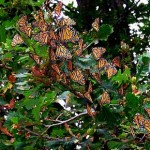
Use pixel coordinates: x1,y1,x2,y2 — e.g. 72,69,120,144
32,105,41,121
0,0,5,5
75,54,97,70
97,24,113,41
125,93,142,120
145,142,150,150
107,141,123,149
0,25,6,42
23,146,36,150
112,68,131,86
44,91,56,103
11,117,19,124
51,128,66,138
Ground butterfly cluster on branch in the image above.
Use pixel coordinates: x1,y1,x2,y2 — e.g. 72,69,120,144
11,1,119,109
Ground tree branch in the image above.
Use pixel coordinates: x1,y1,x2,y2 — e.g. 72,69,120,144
24,127,60,140
45,111,87,128
41,112,88,137
0,64,12,70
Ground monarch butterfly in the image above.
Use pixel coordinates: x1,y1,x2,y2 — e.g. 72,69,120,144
19,25,32,37
112,56,120,68
145,108,150,117
133,113,144,128
143,119,150,132
88,82,93,93
70,69,85,85
49,29,58,40
33,32,49,45
119,83,128,95
84,92,93,103
56,17,76,27
51,64,61,75
100,91,110,105
18,15,28,27
86,104,95,117
32,20,48,32
11,34,24,47
92,47,106,60
49,39,57,49
32,10,48,32
54,1,63,16
33,10,45,22
50,48,56,61
29,53,42,65
106,66,117,79
55,44,72,60
68,60,73,71
59,26,79,42
91,72,101,83
98,58,109,70
92,18,100,31
74,39,83,56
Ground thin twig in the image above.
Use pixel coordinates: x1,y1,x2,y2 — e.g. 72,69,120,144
0,64,12,70
40,112,87,138
24,127,59,140
83,40,95,52
44,112,87,128
56,113,63,120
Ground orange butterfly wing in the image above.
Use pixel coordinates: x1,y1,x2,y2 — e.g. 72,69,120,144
54,1,63,16
51,64,61,75
70,69,85,85
11,34,24,47
33,32,49,45
143,119,150,132
133,113,144,128
100,91,110,105
98,58,109,70
84,92,93,103
92,47,106,60
19,25,32,37
55,44,72,60
112,56,121,67
18,15,27,27
92,18,100,31
106,66,117,79
29,53,41,65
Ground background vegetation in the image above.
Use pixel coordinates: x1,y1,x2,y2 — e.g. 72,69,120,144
0,0,150,149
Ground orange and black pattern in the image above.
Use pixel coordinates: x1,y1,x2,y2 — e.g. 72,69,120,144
70,69,85,85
